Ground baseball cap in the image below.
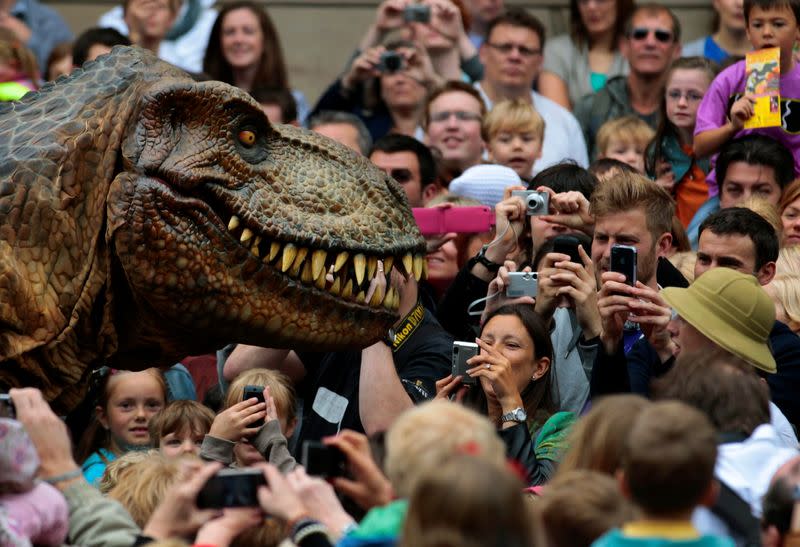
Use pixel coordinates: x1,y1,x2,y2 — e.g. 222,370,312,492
661,268,776,374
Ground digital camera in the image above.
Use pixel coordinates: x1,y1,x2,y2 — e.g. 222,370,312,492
377,51,403,73
403,4,431,22
506,271,539,298
452,341,478,385
511,190,549,216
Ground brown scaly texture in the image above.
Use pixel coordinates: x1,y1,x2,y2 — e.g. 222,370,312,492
0,47,424,412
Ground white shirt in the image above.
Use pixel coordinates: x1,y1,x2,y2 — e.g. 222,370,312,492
474,82,590,174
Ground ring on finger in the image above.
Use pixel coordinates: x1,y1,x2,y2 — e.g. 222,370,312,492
485,363,491,370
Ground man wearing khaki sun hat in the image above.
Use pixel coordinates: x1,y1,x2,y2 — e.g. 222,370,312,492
661,267,777,375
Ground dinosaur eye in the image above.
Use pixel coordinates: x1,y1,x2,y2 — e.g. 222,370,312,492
238,129,257,147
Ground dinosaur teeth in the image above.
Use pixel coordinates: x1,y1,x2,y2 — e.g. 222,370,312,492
383,287,397,310
250,243,260,258
281,243,297,273
354,253,366,286
301,260,313,283
342,279,353,298
367,256,378,281
369,287,383,307
269,242,281,262
292,247,309,270
402,253,413,277
330,276,342,296
228,216,240,231
311,250,327,280
383,256,394,275
315,267,327,289
356,290,366,304
240,228,254,243
413,254,424,281
334,251,349,273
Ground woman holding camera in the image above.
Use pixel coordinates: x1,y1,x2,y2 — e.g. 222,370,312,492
438,303,575,486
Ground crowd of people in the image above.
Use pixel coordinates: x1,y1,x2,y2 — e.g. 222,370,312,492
5,0,800,545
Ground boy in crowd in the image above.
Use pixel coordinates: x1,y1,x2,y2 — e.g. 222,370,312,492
694,0,800,183
482,99,545,181
148,400,214,459
595,116,655,174
593,401,733,547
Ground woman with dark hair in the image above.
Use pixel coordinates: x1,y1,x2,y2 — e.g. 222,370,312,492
539,0,634,110
438,303,575,485
202,1,309,123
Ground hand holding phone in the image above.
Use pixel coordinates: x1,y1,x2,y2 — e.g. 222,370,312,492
197,468,266,509
610,245,637,289
242,385,266,429
301,441,347,478
552,235,582,265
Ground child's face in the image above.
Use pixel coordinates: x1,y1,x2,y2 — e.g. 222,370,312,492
98,372,165,454
159,427,205,458
666,68,711,133
714,0,746,32
125,0,176,42
488,130,543,179
601,139,646,173
746,4,800,61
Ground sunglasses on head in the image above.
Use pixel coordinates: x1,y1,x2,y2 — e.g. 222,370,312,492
629,27,673,43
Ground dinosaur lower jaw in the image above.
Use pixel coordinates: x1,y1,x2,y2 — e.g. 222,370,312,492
224,214,425,311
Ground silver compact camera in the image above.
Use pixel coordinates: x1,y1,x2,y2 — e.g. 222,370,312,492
452,341,478,385
403,4,431,22
506,271,538,298
511,190,550,216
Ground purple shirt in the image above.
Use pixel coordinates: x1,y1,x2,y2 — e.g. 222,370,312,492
695,60,800,194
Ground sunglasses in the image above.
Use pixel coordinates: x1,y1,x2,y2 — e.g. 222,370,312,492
629,27,674,43
389,168,414,184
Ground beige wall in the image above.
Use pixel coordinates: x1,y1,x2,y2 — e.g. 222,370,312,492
47,0,714,105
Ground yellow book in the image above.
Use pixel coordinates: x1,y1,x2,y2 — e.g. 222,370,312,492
744,47,781,129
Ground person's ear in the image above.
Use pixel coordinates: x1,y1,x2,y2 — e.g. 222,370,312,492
656,231,673,258
699,479,720,508
758,261,777,285
96,405,109,430
616,469,632,500
671,43,682,61
422,183,442,204
284,417,298,439
532,356,550,380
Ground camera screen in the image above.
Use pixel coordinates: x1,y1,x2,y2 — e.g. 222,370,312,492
197,469,266,509
302,441,346,478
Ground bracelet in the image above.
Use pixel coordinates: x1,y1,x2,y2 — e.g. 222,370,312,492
474,245,502,273
287,514,313,535
293,523,330,544
42,469,82,485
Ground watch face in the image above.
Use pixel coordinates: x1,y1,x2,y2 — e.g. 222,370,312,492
514,409,527,421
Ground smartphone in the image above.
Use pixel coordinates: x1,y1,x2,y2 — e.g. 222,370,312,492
197,468,266,509
506,271,538,298
301,441,347,478
412,206,495,236
552,235,582,264
452,341,478,385
0,394,15,419
242,385,266,428
610,245,637,287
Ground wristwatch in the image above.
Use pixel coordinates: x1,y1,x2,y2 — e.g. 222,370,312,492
474,244,502,273
501,407,527,423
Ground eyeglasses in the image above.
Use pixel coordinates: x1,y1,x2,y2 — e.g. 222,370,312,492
666,89,705,102
485,42,542,57
429,110,483,123
389,168,414,184
628,27,674,43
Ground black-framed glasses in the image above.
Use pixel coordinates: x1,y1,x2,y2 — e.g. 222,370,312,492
429,110,483,123
666,89,704,102
485,42,542,57
629,27,673,43
389,168,414,184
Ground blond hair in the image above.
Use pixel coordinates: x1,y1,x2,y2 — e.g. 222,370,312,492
741,197,783,238
596,115,655,156
766,275,800,332
590,171,675,241
384,400,506,498
99,449,157,494
149,400,215,447
106,453,183,527
224,368,296,424
668,251,696,284
481,99,545,142
777,245,800,277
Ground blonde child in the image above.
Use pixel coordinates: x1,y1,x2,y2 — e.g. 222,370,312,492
149,399,215,458
201,368,298,471
0,29,40,102
595,116,655,173
646,57,719,227
76,368,167,487
482,99,545,181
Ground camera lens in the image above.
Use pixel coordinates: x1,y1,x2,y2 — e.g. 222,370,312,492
527,194,543,209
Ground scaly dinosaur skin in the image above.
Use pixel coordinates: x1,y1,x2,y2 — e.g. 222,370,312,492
0,47,425,411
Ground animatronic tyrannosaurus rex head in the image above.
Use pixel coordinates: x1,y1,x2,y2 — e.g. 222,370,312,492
0,47,425,410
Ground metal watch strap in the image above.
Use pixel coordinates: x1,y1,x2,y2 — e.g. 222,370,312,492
501,407,527,423
475,245,501,273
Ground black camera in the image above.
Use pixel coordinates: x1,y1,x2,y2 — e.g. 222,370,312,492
0,394,14,419
403,4,431,22
377,51,404,73
197,468,266,509
301,441,347,478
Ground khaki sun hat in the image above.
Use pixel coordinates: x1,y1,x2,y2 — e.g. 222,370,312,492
661,268,776,374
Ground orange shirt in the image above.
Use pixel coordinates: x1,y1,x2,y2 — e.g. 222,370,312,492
675,144,709,228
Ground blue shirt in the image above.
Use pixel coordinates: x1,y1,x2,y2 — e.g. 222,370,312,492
81,448,116,487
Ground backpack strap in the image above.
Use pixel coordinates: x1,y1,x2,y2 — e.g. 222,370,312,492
711,479,762,547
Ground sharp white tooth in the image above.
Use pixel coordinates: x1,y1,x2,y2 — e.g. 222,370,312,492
342,279,353,298
301,260,313,283
354,253,366,286
369,287,383,307
330,276,342,296
292,247,309,270
413,254,423,281
356,290,366,304
383,256,394,275
281,243,297,272
367,256,377,280
269,242,281,261
334,251,349,273
402,253,413,276
227,216,240,231
240,228,254,243
312,249,327,280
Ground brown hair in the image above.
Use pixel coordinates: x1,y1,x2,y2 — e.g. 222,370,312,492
0,29,40,89
482,98,545,143
423,80,486,128
570,0,635,48
779,178,800,214
148,400,215,447
485,7,546,48
123,0,181,14
652,349,771,437
557,394,651,477
106,453,183,527
203,2,289,90
224,368,296,425
623,401,717,515
590,171,675,243
400,455,534,547
539,470,636,547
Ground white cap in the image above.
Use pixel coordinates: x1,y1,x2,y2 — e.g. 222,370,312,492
448,164,522,208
